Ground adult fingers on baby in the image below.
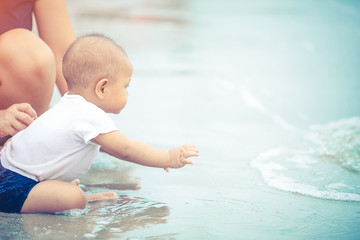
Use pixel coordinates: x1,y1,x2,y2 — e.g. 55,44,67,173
16,103,37,119
2,126,16,137
16,111,35,127
11,118,28,133
9,122,26,136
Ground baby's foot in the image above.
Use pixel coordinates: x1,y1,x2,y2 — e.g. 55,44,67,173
71,179,80,186
86,191,118,202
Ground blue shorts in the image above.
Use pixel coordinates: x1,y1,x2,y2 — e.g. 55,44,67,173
0,164,38,213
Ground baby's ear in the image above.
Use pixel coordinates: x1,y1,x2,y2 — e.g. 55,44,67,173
95,78,109,99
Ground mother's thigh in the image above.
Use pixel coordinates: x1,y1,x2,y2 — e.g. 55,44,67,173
0,28,56,115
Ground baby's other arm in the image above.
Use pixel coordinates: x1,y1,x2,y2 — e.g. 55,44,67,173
93,131,199,170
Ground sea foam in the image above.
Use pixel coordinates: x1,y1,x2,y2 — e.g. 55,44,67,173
252,117,360,202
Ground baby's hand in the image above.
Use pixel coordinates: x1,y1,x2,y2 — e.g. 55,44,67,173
164,144,200,172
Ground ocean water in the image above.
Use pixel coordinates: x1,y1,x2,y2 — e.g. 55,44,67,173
2,0,360,239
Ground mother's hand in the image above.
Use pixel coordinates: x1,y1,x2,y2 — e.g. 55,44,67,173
0,103,37,139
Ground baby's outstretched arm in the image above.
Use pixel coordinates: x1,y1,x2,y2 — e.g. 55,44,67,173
94,131,199,170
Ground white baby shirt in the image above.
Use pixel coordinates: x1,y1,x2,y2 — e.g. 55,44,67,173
0,94,118,182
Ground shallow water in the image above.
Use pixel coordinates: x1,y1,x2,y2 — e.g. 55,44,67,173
2,0,360,239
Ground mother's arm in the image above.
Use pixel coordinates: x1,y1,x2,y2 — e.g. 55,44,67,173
34,0,76,95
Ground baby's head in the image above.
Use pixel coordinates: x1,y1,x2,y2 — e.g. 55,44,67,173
62,34,133,113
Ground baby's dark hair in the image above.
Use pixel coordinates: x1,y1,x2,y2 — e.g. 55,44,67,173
62,33,127,90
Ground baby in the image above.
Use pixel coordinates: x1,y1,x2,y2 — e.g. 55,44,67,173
0,34,199,213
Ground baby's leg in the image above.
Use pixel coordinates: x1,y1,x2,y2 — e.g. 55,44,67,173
86,192,117,202
21,180,86,213
70,178,117,202
21,180,118,213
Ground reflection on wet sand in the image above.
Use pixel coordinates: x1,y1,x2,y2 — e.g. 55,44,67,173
87,196,170,239
19,195,170,239
80,168,141,191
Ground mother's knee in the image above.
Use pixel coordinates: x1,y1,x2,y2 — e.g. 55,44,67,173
0,28,56,89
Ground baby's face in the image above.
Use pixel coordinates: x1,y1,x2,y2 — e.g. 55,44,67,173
105,58,133,114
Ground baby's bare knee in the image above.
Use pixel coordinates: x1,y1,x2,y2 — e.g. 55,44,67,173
68,187,87,210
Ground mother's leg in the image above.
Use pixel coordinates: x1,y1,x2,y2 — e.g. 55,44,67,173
0,28,56,116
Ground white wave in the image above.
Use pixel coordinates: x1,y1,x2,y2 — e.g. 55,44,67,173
252,118,360,202
252,148,360,202
306,117,360,172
